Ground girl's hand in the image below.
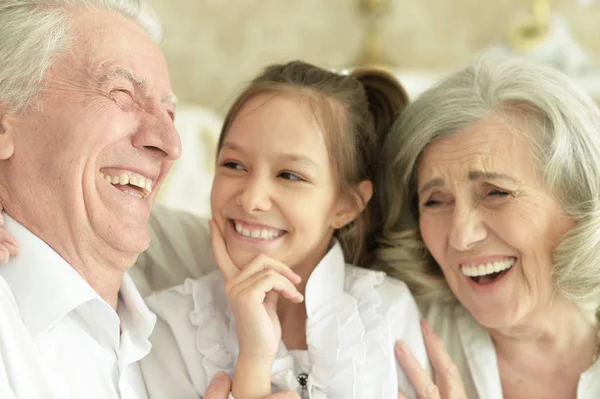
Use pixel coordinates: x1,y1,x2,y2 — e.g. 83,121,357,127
395,320,467,399
209,220,303,398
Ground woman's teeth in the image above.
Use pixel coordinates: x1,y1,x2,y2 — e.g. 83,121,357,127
461,258,515,277
234,222,284,240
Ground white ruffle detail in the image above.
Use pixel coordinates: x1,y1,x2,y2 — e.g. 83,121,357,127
305,267,395,398
186,272,238,381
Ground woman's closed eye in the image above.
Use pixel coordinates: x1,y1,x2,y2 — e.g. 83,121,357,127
422,193,451,208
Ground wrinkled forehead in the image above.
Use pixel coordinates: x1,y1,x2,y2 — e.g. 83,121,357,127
417,115,540,184
61,8,173,98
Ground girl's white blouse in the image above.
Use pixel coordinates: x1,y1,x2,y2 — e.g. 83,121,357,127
143,241,430,398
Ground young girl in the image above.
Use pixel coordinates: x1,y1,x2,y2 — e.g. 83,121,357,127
142,61,430,399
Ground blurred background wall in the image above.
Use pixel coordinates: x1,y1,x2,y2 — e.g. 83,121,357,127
149,0,600,216
147,0,600,113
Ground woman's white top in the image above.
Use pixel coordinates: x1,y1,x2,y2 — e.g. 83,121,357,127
424,301,600,398
142,239,430,399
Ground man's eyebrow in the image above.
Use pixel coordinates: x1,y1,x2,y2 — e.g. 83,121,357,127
98,67,177,107
97,67,147,89
418,171,518,195
163,92,178,107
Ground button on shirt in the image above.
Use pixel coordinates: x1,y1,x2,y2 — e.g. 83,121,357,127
0,214,156,399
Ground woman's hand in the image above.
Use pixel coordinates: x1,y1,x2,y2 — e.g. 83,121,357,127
395,320,467,399
0,210,19,263
209,220,304,398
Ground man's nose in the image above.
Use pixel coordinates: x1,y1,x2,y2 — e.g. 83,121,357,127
132,107,182,161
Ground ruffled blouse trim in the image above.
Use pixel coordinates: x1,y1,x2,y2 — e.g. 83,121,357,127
185,272,238,379
305,267,395,397
185,267,395,398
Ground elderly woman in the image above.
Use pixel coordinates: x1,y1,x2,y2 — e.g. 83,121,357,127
374,54,600,398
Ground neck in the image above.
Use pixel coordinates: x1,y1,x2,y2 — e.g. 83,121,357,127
490,297,598,373
8,208,132,311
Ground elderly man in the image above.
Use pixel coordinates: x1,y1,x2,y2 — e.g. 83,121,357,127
0,1,296,399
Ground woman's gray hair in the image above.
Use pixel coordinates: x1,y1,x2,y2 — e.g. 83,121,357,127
375,53,600,313
0,0,161,113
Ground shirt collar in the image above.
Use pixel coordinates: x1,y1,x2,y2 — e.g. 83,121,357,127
0,213,156,350
303,240,345,318
118,273,157,363
0,213,99,337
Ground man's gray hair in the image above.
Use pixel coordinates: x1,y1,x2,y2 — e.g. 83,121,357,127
0,0,161,112
375,53,600,313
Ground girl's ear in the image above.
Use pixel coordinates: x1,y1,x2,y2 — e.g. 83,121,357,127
332,180,373,229
0,111,16,161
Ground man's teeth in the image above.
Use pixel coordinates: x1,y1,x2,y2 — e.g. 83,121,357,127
101,172,153,198
234,222,283,240
461,259,515,277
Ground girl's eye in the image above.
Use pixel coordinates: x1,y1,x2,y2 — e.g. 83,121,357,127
223,161,244,171
279,171,303,181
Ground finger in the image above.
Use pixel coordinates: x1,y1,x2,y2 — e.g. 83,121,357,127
203,371,232,399
395,341,440,399
233,270,304,303
260,393,301,399
398,392,409,399
0,229,18,248
0,248,8,264
0,211,4,226
209,220,238,280
421,319,466,398
3,242,18,257
263,290,280,313
231,254,301,287
231,270,304,304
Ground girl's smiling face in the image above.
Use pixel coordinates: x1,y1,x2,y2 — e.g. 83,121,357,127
210,93,358,275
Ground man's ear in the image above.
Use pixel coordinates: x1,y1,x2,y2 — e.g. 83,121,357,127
0,110,16,160
332,180,373,229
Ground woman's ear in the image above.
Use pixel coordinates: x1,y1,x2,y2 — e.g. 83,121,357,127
332,180,373,229
0,111,16,160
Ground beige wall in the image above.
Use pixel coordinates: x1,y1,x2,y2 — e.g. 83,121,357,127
148,0,600,113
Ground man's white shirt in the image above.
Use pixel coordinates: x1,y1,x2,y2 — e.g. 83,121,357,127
0,214,156,399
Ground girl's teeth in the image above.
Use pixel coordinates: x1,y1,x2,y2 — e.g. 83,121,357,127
234,222,283,241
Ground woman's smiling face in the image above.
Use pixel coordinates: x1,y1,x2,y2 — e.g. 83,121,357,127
417,115,575,329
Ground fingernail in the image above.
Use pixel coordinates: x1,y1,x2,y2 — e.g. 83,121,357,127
396,341,411,356
420,319,433,334
214,371,227,380
4,242,18,256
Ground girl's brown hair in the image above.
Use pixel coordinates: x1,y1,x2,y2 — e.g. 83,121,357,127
216,61,408,265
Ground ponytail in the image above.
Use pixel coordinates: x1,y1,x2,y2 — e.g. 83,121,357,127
351,68,409,264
